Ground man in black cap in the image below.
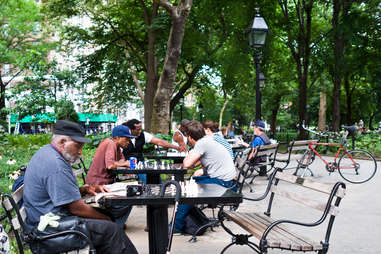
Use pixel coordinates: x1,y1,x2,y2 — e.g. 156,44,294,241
23,120,138,254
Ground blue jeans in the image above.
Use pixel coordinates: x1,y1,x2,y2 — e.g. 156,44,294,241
173,176,236,232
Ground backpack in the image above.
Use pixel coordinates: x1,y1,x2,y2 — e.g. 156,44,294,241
183,207,210,236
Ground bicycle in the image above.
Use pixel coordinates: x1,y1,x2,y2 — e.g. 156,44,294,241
294,122,377,184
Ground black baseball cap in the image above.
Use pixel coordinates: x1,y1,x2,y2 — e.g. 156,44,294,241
53,120,89,143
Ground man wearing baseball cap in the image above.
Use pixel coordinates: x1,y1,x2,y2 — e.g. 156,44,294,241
23,120,137,253
86,124,136,185
85,125,137,228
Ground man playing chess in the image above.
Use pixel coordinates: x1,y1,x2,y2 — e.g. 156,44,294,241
173,120,237,233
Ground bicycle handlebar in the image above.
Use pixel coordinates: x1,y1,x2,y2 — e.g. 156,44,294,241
301,121,329,137
301,120,358,140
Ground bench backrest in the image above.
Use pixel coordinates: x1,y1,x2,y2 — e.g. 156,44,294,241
250,143,279,169
72,157,88,183
289,139,319,151
267,171,346,216
234,148,252,194
1,185,26,254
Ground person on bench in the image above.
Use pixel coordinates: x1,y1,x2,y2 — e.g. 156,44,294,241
237,120,270,176
23,120,138,254
173,120,237,234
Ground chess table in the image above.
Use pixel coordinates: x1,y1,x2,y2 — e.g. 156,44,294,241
112,164,188,183
144,153,186,164
98,183,242,254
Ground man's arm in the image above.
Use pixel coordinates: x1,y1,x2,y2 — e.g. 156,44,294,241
183,152,202,169
248,147,257,160
107,159,130,169
67,199,111,221
150,137,182,152
173,132,189,152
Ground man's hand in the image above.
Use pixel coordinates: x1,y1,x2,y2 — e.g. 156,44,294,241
175,145,188,152
193,169,204,177
81,184,111,196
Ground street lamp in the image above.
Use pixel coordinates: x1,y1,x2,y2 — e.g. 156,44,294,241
249,8,268,120
259,72,266,88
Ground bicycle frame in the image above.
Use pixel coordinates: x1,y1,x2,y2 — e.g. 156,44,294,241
307,142,357,171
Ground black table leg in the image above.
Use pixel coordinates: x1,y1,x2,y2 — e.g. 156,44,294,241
147,174,161,184
147,205,169,254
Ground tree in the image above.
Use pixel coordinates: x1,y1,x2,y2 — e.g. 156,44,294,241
10,59,78,119
0,0,52,124
277,0,317,138
43,0,193,134
55,99,80,123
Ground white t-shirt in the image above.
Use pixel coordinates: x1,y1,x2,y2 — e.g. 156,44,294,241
171,129,187,146
191,136,236,181
131,131,153,145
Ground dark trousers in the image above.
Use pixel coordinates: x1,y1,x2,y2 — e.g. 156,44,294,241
173,176,237,232
83,218,138,254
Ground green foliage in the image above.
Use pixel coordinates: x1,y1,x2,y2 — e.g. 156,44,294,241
55,99,79,123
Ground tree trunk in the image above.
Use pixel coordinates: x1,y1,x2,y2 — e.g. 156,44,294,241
318,84,327,132
151,0,192,134
0,71,6,121
270,99,281,136
343,73,352,125
332,0,349,131
219,98,230,128
279,0,313,140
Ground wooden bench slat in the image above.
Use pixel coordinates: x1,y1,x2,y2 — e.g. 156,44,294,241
224,211,323,251
271,185,327,212
225,211,283,248
2,184,24,211
11,206,26,230
291,140,318,151
254,213,322,250
250,213,316,250
275,171,345,198
73,168,85,177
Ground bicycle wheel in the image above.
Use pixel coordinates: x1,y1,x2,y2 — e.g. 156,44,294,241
296,149,315,168
338,149,377,184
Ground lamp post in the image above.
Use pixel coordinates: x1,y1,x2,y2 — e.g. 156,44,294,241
249,8,268,121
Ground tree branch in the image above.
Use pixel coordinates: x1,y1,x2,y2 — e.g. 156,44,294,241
5,70,23,87
158,0,174,14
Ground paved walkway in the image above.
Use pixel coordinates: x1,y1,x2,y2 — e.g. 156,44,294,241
125,155,381,253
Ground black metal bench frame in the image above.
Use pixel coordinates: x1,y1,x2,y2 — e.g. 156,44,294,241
218,168,346,254
1,185,95,254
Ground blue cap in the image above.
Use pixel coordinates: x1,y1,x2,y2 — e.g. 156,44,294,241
112,125,136,138
253,120,265,129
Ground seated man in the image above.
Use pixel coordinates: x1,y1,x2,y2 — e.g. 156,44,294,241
85,125,136,227
122,119,186,182
86,125,136,185
122,119,185,161
23,120,137,254
173,120,237,233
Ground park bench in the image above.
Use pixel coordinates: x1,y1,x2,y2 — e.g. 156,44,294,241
275,140,319,176
246,143,279,192
1,185,95,254
72,157,89,183
218,169,346,254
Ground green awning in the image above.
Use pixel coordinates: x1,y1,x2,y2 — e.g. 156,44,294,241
77,113,117,123
10,113,56,123
10,113,117,123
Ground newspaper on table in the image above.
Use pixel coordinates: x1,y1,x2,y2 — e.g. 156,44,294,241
85,181,139,203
